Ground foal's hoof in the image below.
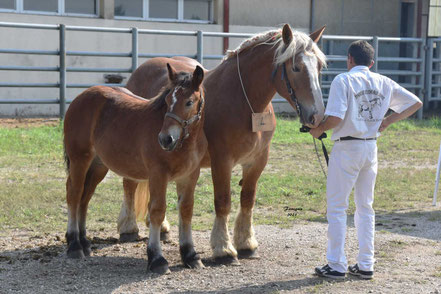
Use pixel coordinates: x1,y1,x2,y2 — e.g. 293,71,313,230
67,249,85,259
214,255,240,266
148,257,170,275
238,249,260,259
80,237,92,256
119,232,139,243
160,231,171,242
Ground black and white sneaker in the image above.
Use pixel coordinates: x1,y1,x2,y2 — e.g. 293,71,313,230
348,264,374,280
315,264,346,279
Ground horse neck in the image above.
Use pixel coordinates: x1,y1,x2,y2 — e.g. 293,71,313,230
210,45,277,113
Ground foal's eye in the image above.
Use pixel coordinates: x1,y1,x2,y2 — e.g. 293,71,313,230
186,100,194,107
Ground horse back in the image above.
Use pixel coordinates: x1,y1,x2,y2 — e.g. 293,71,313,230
126,57,206,97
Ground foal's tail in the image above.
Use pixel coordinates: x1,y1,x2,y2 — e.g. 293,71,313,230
134,181,150,221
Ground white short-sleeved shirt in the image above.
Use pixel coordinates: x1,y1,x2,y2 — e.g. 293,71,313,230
325,65,421,141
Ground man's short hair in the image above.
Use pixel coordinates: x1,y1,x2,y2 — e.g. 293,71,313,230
348,40,374,66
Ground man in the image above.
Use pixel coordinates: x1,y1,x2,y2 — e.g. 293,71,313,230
310,40,422,279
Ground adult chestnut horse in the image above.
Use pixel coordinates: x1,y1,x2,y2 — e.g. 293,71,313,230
64,64,206,274
119,24,327,264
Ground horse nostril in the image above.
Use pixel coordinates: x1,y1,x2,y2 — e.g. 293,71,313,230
159,133,174,148
309,114,315,126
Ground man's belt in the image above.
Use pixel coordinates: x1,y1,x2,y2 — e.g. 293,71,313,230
338,136,377,141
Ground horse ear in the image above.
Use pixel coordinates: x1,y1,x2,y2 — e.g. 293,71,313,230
309,25,326,43
166,63,177,83
192,65,204,90
282,24,293,45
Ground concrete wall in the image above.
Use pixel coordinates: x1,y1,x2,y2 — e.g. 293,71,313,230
314,0,402,36
229,0,310,30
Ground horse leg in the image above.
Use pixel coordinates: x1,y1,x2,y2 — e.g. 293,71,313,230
176,168,204,269
147,177,169,274
65,155,93,258
145,216,171,241
77,157,108,256
210,158,239,265
118,178,140,242
234,150,269,259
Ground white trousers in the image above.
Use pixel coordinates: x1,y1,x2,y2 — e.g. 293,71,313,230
326,140,377,273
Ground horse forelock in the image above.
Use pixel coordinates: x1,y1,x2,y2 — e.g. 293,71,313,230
222,27,326,69
274,31,327,69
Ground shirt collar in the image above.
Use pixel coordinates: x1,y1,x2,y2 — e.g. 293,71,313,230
349,65,370,72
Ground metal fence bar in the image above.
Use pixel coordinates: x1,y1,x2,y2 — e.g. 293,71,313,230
0,66,59,71
372,36,379,73
59,24,66,119
132,27,138,73
0,49,59,55
197,30,203,64
0,21,437,118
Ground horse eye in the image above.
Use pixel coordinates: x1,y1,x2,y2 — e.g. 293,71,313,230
186,100,194,107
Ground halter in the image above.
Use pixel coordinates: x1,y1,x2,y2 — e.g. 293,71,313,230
273,61,329,176
164,90,205,148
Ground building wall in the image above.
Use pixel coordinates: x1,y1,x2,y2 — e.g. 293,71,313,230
0,11,273,116
229,0,310,31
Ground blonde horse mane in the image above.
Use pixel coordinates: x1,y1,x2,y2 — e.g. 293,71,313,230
224,26,327,68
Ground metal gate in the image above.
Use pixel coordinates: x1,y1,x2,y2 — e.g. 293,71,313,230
0,21,438,119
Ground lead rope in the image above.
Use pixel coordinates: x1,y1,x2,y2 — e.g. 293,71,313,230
236,53,255,114
313,137,328,179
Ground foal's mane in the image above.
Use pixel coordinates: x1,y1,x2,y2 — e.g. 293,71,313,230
150,71,195,111
223,27,327,68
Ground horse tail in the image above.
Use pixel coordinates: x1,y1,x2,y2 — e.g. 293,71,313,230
63,141,70,174
134,181,150,221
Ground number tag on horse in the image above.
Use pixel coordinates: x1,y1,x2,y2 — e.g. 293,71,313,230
252,112,274,132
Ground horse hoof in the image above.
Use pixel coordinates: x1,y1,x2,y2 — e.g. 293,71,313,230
238,249,260,259
82,246,92,257
160,231,171,242
214,255,240,266
185,258,205,269
119,232,139,243
148,257,170,275
67,249,85,259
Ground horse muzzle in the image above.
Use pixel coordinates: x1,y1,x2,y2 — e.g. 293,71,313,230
158,132,179,151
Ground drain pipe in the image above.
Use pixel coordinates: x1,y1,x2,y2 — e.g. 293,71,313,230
310,0,315,32
223,0,229,53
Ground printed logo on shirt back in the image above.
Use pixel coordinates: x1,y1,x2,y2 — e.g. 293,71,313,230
354,90,385,122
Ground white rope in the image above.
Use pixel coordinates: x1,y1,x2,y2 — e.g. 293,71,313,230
236,53,255,114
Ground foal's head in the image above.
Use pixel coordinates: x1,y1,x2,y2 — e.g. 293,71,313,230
158,64,204,151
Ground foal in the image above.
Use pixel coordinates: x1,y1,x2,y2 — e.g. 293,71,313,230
64,64,206,274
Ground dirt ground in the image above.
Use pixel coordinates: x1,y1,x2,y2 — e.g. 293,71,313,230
1,208,441,294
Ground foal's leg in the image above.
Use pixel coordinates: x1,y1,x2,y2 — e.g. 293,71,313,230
66,155,93,258
233,150,269,259
210,158,238,264
147,176,169,274
176,168,204,269
118,178,140,242
78,157,108,256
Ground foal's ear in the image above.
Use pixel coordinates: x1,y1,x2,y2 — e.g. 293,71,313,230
282,24,293,45
309,25,326,43
166,63,177,83
192,65,204,90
